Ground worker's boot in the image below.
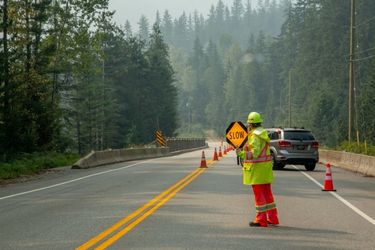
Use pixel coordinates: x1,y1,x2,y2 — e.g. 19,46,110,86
249,221,267,227
267,220,279,226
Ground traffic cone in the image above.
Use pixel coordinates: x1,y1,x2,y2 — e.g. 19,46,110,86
223,146,227,155
219,146,223,157
213,148,219,161
200,151,207,168
322,163,336,191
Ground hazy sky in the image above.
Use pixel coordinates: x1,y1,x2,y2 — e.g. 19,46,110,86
109,0,236,28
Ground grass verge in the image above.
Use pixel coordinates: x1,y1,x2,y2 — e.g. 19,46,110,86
0,152,80,180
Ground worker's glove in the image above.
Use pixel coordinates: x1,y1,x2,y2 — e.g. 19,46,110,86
235,148,241,155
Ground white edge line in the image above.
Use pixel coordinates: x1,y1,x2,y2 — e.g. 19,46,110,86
291,165,375,226
0,159,152,201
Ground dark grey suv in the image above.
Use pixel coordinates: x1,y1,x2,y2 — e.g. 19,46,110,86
266,128,319,171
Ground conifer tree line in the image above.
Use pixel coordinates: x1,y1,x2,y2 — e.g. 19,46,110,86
1,0,375,160
136,0,374,147
134,0,287,138
0,0,177,157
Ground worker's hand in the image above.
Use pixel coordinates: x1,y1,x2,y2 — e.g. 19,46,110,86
235,148,241,156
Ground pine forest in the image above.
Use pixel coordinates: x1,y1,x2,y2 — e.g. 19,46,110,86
1,0,375,160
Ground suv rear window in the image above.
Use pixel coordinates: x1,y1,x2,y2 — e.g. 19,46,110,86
284,131,315,141
268,131,279,140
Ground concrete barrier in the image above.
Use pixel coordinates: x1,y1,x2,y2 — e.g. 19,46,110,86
72,147,169,169
319,149,375,177
72,138,208,169
166,138,206,152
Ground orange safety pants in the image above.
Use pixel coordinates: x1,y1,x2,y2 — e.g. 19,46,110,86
251,184,279,227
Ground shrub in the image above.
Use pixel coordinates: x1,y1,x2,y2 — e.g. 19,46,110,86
336,141,375,156
0,153,80,180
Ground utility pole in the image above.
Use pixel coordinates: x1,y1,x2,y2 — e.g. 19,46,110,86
289,69,292,128
348,0,355,143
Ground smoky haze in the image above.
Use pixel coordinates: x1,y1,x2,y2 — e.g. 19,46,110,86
109,0,243,27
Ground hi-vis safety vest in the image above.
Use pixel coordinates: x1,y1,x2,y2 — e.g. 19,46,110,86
243,143,272,164
242,127,274,185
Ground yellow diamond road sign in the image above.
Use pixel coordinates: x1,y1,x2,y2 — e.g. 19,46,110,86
226,121,248,148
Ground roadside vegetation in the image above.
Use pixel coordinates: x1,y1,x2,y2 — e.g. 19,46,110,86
0,0,177,159
335,142,375,157
0,153,79,180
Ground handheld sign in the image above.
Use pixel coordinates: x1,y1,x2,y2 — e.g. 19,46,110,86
226,121,248,148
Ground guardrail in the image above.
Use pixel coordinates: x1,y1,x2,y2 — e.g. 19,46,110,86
72,138,207,169
319,149,375,177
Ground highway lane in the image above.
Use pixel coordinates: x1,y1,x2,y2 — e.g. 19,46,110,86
0,143,374,249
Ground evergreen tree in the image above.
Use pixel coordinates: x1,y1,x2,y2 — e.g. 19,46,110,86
189,38,208,128
359,62,375,144
204,40,226,132
0,0,11,157
112,37,149,145
231,0,244,41
155,10,161,26
0,0,56,154
174,12,189,50
124,20,132,37
161,10,173,44
224,44,246,121
138,15,149,42
146,24,177,137
207,5,216,41
193,11,203,40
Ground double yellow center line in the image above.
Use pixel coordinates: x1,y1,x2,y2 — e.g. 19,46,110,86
76,160,214,250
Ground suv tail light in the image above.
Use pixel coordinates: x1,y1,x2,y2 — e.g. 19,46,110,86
278,140,292,148
312,141,319,148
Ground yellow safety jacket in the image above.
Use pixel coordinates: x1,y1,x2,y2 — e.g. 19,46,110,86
239,127,273,185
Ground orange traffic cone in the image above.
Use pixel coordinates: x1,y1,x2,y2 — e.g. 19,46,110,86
223,146,227,155
213,148,219,161
322,163,336,191
200,151,207,168
219,146,223,157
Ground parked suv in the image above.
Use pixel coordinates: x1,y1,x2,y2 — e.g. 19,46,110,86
266,128,319,171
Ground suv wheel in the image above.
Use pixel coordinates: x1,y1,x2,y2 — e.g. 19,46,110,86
304,163,316,171
272,153,285,170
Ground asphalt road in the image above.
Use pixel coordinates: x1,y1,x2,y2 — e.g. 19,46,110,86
0,142,374,250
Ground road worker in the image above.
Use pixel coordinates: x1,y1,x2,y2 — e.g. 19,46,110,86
237,112,279,227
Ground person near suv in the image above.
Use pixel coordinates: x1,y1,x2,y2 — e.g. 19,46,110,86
237,112,280,227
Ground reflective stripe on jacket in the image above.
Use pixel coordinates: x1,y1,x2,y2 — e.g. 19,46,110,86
244,143,272,164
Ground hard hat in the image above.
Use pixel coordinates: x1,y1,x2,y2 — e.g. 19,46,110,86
247,112,263,124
